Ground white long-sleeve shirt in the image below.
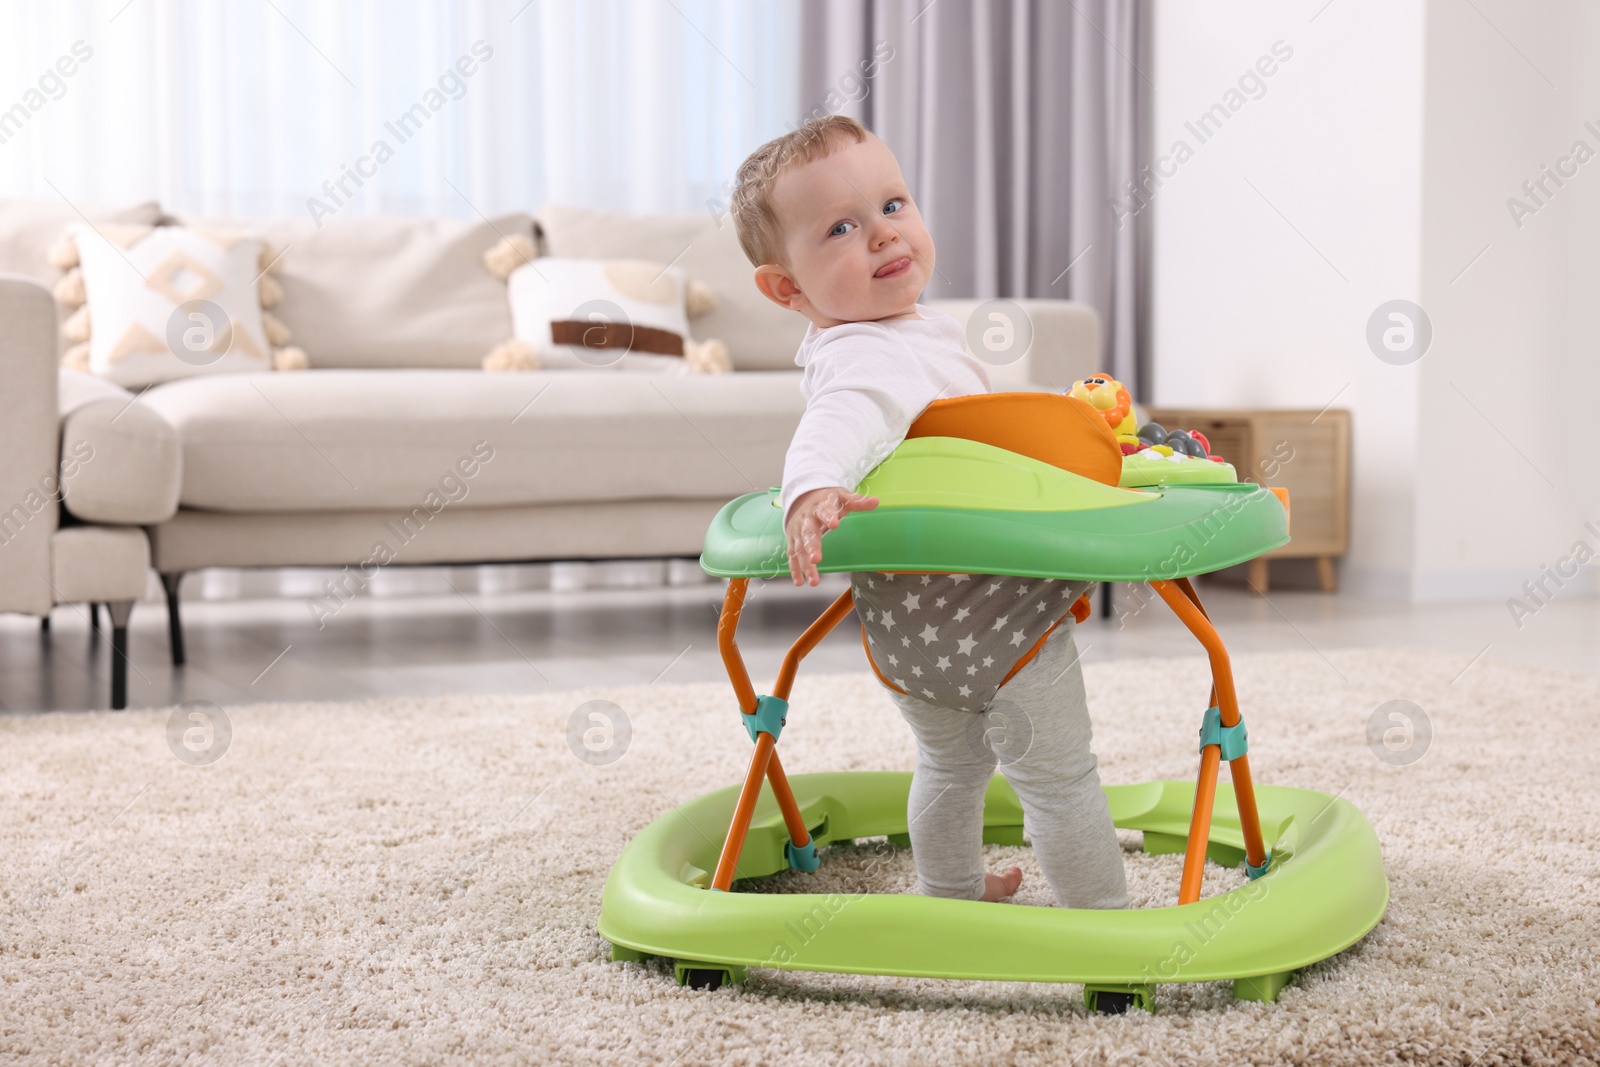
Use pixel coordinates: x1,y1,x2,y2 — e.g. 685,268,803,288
779,303,992,526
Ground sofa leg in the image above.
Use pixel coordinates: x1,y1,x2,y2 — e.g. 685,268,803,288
1099,582,1113,619
161,572,186,668
89,601,101,638
107,600,134,710
40,613,50,634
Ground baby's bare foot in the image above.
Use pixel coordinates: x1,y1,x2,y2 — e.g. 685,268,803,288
981,866,1023,902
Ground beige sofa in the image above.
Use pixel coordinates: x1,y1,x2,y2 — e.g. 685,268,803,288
0,199,1103,695
0,273,182,708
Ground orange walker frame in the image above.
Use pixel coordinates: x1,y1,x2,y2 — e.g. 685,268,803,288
709,575,1269,906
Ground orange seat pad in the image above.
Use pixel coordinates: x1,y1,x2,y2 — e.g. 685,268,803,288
904,392,1123,488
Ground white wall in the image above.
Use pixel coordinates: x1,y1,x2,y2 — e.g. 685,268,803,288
1149,0,1599,602
1413,0,1600,602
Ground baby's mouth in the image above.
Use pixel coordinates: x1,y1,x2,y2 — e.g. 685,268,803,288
873,256,912,279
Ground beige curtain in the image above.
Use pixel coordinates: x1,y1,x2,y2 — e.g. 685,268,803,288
800,0,1148,391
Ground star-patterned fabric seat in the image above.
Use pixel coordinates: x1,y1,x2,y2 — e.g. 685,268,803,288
851,571,1094,712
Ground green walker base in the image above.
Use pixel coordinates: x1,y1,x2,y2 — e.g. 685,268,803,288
599,772,1388,1010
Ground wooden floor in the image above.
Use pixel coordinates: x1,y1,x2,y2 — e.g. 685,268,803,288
2,561,1596,714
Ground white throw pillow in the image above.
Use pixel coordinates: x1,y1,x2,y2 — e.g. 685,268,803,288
507,257,700,373
61,223,289,387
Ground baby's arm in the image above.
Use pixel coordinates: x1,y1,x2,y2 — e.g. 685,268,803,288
780,366,915,585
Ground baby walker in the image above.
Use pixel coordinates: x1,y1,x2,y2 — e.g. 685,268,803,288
598,390,1388,1013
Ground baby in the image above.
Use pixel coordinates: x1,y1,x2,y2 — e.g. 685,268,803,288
730,116,1128,910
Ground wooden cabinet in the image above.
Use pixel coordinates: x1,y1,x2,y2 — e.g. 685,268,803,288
1143,407,1350,592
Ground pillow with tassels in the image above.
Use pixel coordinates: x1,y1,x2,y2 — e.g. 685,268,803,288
51,223,308,387
479,234,729,375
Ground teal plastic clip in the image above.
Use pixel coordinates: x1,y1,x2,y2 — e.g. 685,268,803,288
742,694,789,744
1246,850,1273,880
784,838,821,872
1197,705,1248,761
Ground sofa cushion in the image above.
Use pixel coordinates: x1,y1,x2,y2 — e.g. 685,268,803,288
0,199,162,286
138,369,801,513
534,203,808,372
59,368,133,416
171,212,532,370
59,376,183,526
0,199,164,360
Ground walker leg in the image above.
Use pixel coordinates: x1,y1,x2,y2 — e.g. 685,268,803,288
1179,747,1221,904
1173,578,1220,709
1173,579,1270,878
770,588,857,701
1149,579,1271,901
708,581,856,889
716,579,759,716
761,755,812,857
710,732,776,891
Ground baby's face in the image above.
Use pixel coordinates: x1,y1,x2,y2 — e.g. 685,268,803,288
762,135,935,327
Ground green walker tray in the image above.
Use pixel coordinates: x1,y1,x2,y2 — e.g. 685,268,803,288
699,436,1290,582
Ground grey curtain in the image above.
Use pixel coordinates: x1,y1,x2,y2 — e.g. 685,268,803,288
800,0,1148,392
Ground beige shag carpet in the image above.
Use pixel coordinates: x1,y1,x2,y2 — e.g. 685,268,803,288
2,647,1598,1066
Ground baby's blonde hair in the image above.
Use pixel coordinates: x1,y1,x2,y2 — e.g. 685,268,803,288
731,115,871,268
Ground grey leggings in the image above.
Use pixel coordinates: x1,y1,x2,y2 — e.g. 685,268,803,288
887,620,1130,909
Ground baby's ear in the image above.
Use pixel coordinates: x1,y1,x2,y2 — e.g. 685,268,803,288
753,264,804,311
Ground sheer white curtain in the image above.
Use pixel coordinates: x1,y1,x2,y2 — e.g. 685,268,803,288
0,0,800,218
0,0,799,598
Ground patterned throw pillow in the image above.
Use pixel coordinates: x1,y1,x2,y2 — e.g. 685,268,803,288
478,235,729,374
51,224,308,387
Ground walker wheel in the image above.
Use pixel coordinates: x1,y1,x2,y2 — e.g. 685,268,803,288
1083,985,1153,1013
673,960,747,989
1092,991,1137,1014
684,968,726,991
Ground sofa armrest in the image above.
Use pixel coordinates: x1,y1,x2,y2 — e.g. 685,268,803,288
59,371,182,526
0,275,60,615
925,298,1103,392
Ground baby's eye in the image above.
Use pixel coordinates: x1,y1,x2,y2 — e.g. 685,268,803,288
829,220,856,237
883,198,906,215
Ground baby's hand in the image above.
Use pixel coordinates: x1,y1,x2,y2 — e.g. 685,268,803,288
785,486,879,586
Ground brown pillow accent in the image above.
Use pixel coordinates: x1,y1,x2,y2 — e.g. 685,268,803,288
548,320,685,357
